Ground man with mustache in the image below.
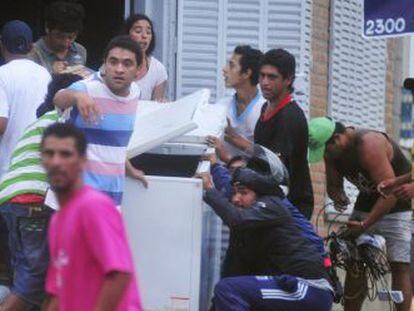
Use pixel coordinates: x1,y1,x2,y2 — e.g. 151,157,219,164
226,49,314,219
41,123,142,311
53,35,147,206
30,1,86,75
208,45,264,163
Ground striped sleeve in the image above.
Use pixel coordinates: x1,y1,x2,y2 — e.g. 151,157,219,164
67,80,87,93
0,111,58,204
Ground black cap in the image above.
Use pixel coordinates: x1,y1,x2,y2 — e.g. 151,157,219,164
403,78,414,91
231,168,280,196
1,20,33,54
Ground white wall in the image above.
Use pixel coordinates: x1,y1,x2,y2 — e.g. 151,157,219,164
408,36,414,77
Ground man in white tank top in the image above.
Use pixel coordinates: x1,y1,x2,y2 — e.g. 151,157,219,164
209,45,265,163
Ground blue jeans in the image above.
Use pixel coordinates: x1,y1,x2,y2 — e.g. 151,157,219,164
213,275,333,311
0,202,53,306
0,213,11,286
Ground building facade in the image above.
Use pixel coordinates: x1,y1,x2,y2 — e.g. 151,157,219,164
132,0,403,232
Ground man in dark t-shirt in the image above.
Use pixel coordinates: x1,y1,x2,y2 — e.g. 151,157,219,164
29,1,87,75
226,49,314,219
309,117,412,311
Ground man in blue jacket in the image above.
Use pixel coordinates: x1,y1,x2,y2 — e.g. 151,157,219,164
208,144,327,267
198,167,333,310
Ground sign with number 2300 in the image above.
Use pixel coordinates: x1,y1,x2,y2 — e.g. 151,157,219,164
363,0,414,38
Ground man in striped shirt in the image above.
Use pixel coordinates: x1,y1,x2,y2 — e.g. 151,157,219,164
53,35,146,206
0,74,82,311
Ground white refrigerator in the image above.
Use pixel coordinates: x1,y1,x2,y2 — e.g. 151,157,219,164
122,89,227,310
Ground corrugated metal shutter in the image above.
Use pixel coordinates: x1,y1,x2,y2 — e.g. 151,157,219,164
175,0,313,272
221,0,262,97
176,0,311,107
225,0,261,52
329,0,387,130
266,0,312,114
327,0,388,215
174,0,314,291
176,0,221,101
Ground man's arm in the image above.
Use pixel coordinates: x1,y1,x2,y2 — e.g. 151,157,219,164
395,172,411,184
210,163,233,199
325,156,350,211
204,188,288,229
152,81,167,102
377,172,411,196
357,134,398,229
53,90,101,122
393,183,414,201
206,136,232,163
0,117,7,135
0,83,9,134
53,89,80,109
204,188,246,227
281,198,326,256
93,271,131,311
224,119,252,151
126,159,148,188
199,173,285,227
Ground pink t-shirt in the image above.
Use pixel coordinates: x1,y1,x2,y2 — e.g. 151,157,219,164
46,186,142,311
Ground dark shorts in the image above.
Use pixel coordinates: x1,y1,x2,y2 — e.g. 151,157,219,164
0,202,53,306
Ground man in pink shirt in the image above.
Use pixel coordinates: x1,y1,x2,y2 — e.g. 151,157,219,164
40,122,142,311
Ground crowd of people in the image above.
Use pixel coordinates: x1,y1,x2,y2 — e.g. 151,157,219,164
0,1,412,311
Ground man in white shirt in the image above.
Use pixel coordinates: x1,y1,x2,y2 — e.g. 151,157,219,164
0,20,51,177
0,19,50,310
209,45,265,162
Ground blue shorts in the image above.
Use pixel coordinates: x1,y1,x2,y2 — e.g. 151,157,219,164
0,202,53,306
213,274,333,311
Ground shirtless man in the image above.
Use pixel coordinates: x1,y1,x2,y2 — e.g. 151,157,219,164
308,117,412,311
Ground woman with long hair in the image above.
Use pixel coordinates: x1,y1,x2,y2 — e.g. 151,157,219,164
123,14,168,101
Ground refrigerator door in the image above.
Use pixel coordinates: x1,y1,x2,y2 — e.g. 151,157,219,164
123,176,203,310
127,89,210,158
171,99,228,144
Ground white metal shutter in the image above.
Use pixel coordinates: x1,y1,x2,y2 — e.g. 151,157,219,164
266,0,312,115
225,0,262,52
175,0,312,269
176,0,312,107
327,0,388,215
176,0,221,101
329,0,387,130
220,0,263,97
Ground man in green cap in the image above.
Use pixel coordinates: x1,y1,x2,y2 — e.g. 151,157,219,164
308,117,412,311
378,77,414,305
378,78,414,201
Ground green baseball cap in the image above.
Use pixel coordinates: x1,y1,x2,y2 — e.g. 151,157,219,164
308,117,335,163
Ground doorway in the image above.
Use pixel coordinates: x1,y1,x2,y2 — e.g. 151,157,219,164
0,0,126,70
